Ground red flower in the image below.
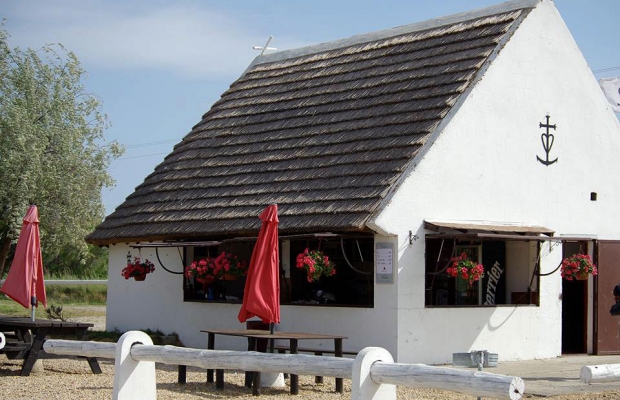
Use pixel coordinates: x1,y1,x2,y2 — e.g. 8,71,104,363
121,257,155,280
446,252,484,284
295,248,336,282
185,251,248,283
561,254,597,280
214,251,248,278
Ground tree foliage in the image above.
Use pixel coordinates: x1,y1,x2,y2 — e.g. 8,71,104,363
0,25,123,277
46,244,109,279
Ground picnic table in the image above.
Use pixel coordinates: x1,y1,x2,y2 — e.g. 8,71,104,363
200,328,348,395
0,316,101,376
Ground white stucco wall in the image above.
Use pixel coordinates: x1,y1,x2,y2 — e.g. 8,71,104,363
105,0,620,366
369,0,620,364
106,239,399,356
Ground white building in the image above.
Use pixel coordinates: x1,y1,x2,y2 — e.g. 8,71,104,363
88,0,620,364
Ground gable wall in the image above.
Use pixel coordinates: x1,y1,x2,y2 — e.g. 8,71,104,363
370,0,620,364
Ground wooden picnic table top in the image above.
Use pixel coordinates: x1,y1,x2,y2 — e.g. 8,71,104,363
200,328,348,340
0,316,93,329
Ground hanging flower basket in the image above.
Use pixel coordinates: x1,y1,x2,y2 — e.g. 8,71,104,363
122,257,155,281
185,252,248,284
561,254,597,281
446,252,485,285
214,251,248,279
185,258,217,285
575,272,589,281
295,248,336,282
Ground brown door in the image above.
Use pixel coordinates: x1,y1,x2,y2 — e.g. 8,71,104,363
595,240,620,354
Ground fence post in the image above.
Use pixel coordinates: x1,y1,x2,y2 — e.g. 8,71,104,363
351,347,396,400
113,331,156,400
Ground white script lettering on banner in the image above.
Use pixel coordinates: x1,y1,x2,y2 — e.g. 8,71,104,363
484,261,504,305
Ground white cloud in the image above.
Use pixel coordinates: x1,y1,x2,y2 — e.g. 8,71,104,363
3,0,277,80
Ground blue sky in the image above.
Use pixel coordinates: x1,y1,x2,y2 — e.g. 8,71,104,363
2,0,619,215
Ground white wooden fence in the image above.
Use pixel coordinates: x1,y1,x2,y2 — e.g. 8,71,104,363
581,363,620,383
43,330,524,400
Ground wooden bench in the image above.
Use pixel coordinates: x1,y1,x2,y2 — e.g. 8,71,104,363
273,345,358,384
274,344,358,356
1,331,32,359
188,328,348,395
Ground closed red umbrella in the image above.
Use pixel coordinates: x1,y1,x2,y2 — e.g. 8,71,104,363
1,205,46,321
238,204,280,329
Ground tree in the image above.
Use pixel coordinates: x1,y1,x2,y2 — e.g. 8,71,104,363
0,25,123,277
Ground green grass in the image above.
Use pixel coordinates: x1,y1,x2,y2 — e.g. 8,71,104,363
0,284,107,318
45,284,107,305
0,285,179,342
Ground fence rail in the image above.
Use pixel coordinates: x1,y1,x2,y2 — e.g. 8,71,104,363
44,331,524,400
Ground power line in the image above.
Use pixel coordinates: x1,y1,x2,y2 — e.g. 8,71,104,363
115,138,181,161
117,152,170,161
593,66,620,73
125,138,179,149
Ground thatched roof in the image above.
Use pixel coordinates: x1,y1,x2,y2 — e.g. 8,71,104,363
87,0,537,245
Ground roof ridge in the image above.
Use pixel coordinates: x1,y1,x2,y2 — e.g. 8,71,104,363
253,0,541,66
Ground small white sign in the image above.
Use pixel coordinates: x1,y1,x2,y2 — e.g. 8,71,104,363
376,243,394,283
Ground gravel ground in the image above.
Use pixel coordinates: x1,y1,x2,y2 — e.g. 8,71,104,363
3,311,620,399
1,357,620,400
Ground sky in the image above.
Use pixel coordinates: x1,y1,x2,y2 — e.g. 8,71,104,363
2,0,619,216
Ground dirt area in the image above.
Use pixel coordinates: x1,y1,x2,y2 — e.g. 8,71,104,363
11,306,616,399
1,357,620,399
57,305,106,331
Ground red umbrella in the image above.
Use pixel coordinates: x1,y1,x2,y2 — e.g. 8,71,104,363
1,205,46,321
238,204,280,330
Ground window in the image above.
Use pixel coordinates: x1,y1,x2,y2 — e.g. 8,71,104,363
183,241,254,302
425,237,539,307
183,235,375,308
287,237,374,307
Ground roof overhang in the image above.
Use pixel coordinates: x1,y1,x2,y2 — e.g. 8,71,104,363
424,220,596,242
130,241,222,248
126,232,373,249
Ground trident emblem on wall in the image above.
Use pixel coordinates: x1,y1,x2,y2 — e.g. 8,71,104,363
536,114,558,166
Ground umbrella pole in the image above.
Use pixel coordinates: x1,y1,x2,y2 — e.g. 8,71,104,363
269,322,275,353
31,296,36,321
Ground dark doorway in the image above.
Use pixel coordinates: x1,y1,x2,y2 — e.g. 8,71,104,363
562,241,588,354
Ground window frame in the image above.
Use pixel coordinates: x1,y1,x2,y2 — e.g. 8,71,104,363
424,236,540,307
